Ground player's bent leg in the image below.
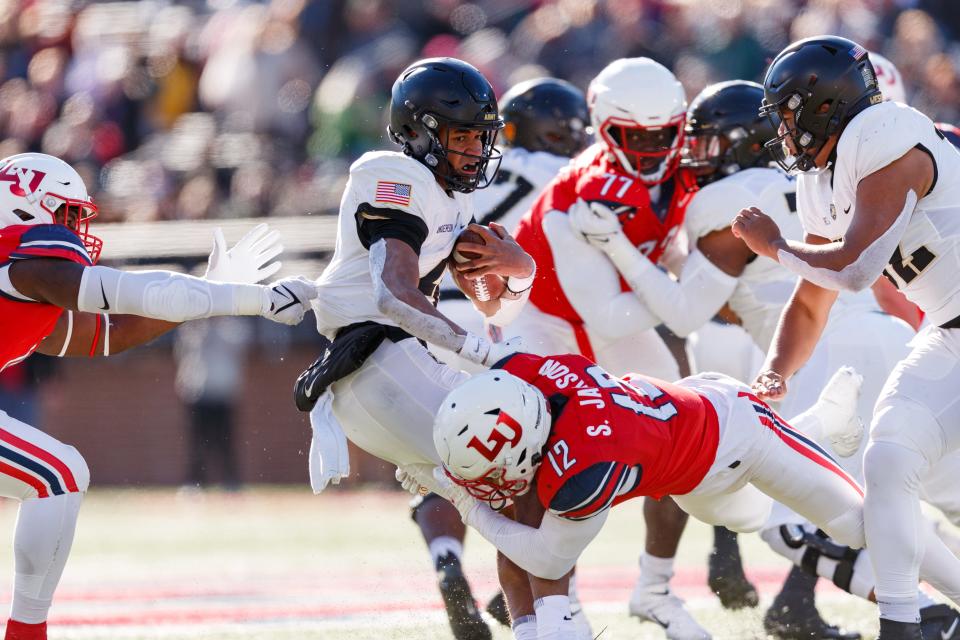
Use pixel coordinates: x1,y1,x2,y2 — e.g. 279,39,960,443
629,497,711,640
674,484,773,534
0,411,89,640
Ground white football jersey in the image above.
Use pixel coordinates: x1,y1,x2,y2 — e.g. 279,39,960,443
798,101,960,326
314,151,474,338
686,167,877,350
438,147,568,298
686,168,802,349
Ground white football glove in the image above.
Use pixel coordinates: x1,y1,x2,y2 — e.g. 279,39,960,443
260,276,318,325
205,223,283,284
432,466,480,522
395,466,432,496
458,333,526,368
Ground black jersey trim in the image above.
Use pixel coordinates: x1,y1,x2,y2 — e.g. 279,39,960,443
355,202,429,255
913,143,938,197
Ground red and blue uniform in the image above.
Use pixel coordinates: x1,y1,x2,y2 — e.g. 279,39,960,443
513,144,697,358
0,224,92,372
498,353,719,520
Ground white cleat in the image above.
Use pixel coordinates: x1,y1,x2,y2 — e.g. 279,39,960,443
816,366,865,458
569,575,594,640
629,586,712,640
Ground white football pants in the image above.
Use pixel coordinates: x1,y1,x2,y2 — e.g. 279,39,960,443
672,374,865,548
0,409,89,624
329,338,468,482
865,326,960,615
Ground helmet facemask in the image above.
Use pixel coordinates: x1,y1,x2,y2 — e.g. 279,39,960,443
428,118,504,193
599,116,685,185
760,92,826,174
43,193,102,263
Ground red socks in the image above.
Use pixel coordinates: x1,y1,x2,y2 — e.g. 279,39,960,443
4,620,46,640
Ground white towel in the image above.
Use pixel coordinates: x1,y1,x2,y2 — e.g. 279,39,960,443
308,389,350,493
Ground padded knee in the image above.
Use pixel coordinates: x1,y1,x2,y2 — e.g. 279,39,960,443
870,398,942,466
864,440,926,497
59,445,89,493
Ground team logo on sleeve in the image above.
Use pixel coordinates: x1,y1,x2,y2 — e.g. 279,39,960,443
375,181,412,206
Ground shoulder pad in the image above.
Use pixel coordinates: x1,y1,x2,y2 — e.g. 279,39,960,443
547,461,633,521
685,177,757,240
10,224,92,265
838,102,928,180
349,152,435,217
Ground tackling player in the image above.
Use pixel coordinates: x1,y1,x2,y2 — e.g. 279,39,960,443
733,36,960,640
0,153,316,640
296,57,534,640
420,353,960,640
507,57,747,639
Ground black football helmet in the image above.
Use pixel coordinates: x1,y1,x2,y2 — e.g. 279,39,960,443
683,80,777,186
499,78,590,158
388,57,504,193
760,35,882,173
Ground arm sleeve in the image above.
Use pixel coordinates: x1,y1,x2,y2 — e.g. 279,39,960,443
777,190,917,292
77,265,265,321
542,210,661,340
626,249,738,337
465,502,608,580
9,225,92,265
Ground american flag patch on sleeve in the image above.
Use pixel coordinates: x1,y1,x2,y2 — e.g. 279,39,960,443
375,181,412,206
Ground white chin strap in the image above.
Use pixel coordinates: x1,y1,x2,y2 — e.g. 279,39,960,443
777,189,918,292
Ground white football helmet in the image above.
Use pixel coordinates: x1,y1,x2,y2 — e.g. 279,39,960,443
0,153,101,262
870,51,906,104
588,57,687,185
434,370,551,507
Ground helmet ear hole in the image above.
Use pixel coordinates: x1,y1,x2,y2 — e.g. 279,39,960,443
13,209,34,221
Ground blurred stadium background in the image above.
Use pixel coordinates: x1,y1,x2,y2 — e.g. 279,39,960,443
1,0,959,638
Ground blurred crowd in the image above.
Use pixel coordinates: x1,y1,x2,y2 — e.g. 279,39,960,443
0,0,958,225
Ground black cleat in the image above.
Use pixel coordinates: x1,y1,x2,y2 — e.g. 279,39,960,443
922,604,960,640
436,553,493,640
708,526,759,609
878,619,922,640
485,590,511,628
764,590,861,639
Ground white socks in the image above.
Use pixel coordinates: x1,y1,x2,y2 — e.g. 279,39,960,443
534,595,576,639
513,615,538,640
11,494,83,623
638,553,675,590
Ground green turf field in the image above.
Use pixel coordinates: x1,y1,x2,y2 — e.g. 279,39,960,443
0,486,938,639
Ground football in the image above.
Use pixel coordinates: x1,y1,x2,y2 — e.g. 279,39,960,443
452,227,506,302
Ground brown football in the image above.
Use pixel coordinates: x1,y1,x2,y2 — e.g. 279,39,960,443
452,228,486,263
451,227,505,302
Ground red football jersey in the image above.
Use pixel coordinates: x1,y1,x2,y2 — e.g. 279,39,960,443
515,144,697,331
0,224,93,372
499,352,719,519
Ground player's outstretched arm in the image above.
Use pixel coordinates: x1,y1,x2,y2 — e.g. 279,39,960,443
431,468,602,580
8,259,317,326
753,254,839,401
733,148,934,291
36,312,178,357
543,208,661,341
625,227,749,337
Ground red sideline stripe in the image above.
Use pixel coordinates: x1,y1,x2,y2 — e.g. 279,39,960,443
0,459,48,497
757,416,864,498
0,426,78,492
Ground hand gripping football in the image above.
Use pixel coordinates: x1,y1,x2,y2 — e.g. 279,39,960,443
452,227,506,302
